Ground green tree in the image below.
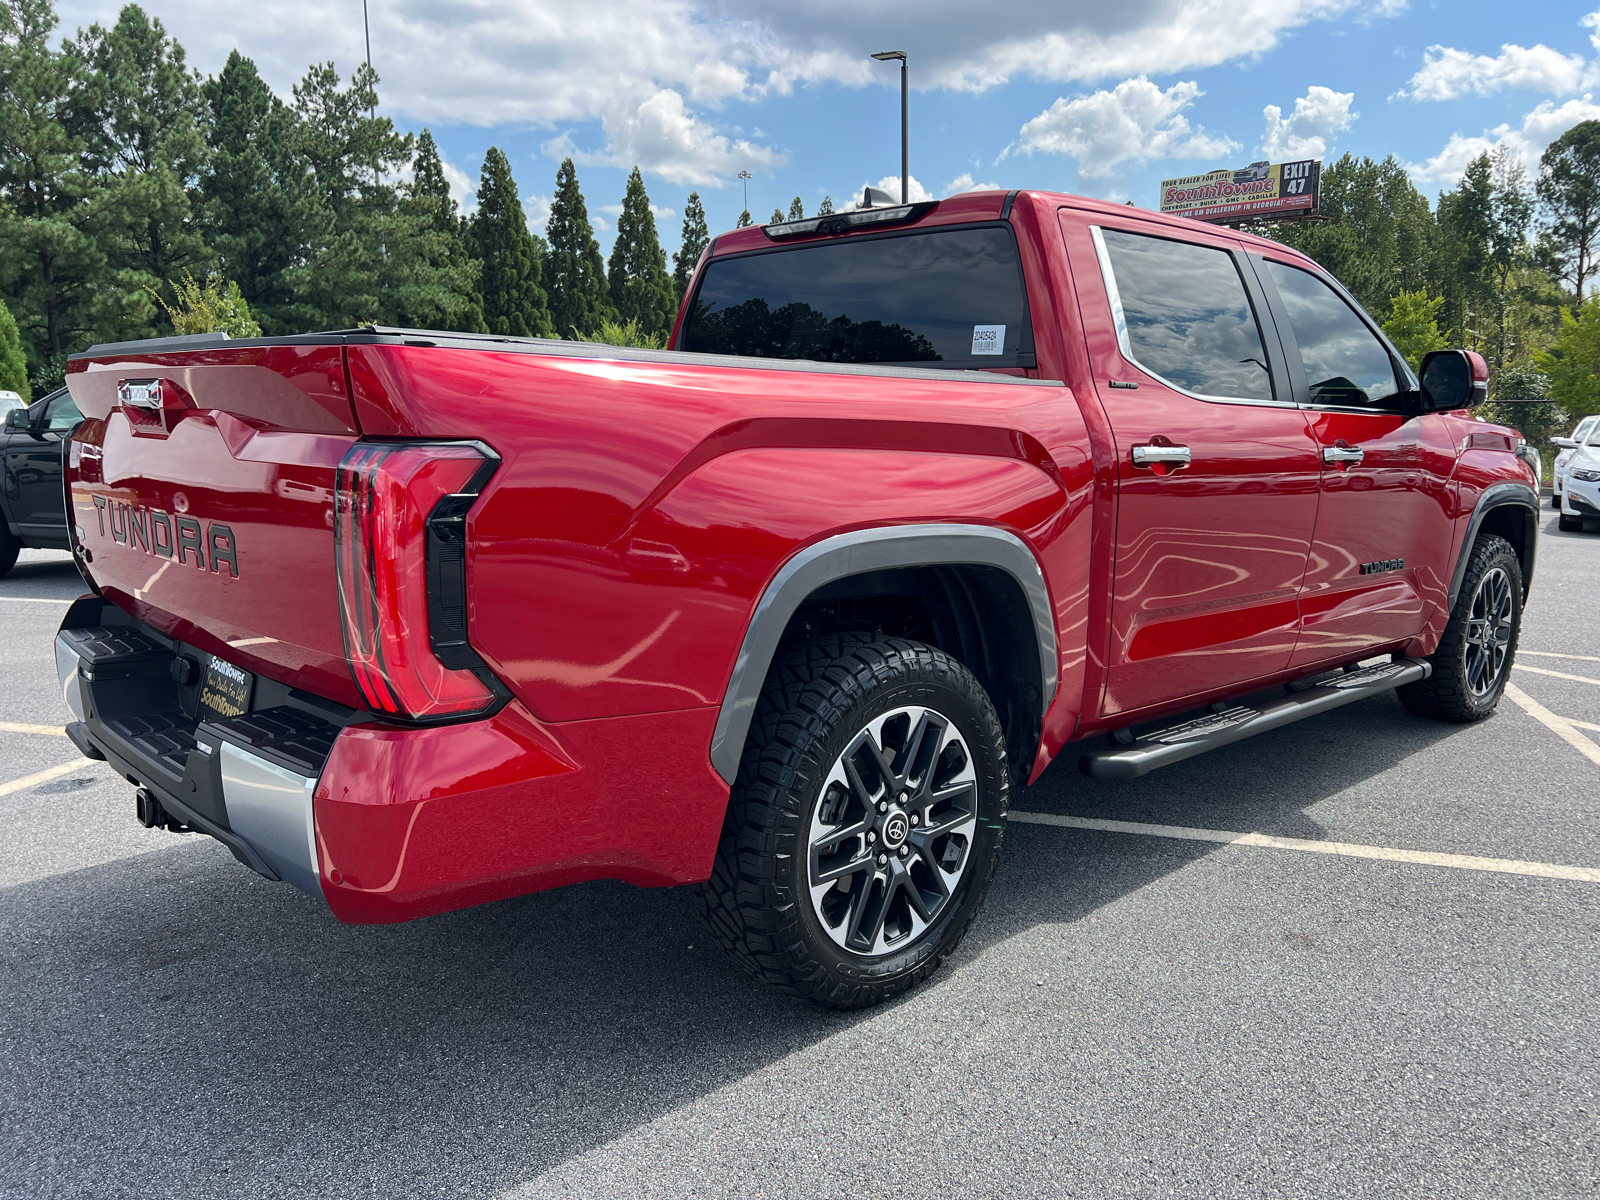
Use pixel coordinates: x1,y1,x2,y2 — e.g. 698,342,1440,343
672,191,708,300
385,128,485,333
68,4,210,330
471,146,551,338
544,157,612,339
1537,120,1600,299
199,50,312,333
146,270,259,336
1382,289,1448,370
1434,152,1494,343
736,209,752,228
818,195,834,215
769,206,784,223
788,196,803,220
0,295,30,400
1537,296,1600,418
606,166,676,340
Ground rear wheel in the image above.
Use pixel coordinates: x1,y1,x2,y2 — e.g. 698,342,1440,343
0,524,18,578
700,635,1008,1009
1398,534,1522,723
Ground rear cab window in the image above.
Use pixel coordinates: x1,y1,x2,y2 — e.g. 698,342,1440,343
679,225,1036,370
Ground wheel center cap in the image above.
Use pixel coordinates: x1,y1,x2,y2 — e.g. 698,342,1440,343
881,810,909,849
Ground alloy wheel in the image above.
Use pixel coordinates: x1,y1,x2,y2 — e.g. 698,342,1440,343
1463,565,1514,698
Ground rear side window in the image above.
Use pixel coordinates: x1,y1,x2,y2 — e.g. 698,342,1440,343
1263,260,1399,409
1094,228,1274,402
681,226,1034,369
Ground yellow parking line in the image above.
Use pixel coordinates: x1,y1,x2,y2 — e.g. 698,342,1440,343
1504,683,1600,769
0,761,94,798
1514,664,1600,687
1009,811,1600,883
0,721,68,737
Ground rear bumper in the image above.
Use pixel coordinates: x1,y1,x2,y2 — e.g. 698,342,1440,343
56,597,733,924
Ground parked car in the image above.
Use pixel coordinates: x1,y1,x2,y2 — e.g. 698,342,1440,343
1,387,80,575
53,191,1539,1008
0,390,26,419
1553,414,1600,510
1557,421,1600,533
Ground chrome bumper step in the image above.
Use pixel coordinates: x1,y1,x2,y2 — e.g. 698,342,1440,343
1079,658,1432,780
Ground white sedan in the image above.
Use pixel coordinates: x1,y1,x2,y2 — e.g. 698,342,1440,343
1553,414,1599,509
1559,431,1600,533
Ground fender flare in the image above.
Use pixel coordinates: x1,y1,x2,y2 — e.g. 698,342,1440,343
1447,481,1539,609
708,524,1058,784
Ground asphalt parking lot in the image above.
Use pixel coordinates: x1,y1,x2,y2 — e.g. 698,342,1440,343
2,519,1597,1200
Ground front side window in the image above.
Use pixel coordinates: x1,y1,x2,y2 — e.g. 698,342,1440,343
681,226,1033,369
1095,227,1274,402
1263,260,1399,409
43,391,82,431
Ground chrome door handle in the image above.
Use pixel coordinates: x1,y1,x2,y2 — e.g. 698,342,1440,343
1131,445,1192,468
1322,445,1364,466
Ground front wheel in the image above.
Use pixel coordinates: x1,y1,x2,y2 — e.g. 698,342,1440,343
0,523,18,578
1398,534,1522,723
700,635,1008,1009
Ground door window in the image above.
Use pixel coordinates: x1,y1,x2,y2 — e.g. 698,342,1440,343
1262,261,1400,409
41,391,82,431
1094,228,1274,402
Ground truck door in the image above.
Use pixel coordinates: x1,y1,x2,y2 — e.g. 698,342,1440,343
1249,256,1459,666
4,389,79,541
1065,214,1321,718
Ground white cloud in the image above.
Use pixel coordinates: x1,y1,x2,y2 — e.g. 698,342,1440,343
1403,43,1592,100
442,158,475,212
54,0,1402,189
545,88,785,187
1014,77,1238,178
1259,86,1357,158
524,192,552,234
943,173,1002,195
1407,96,1600,183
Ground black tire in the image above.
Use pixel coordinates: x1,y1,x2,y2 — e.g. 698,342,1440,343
1550,493,1561,510
0,524,18,578
1558,513,1584,533
700,634,1008,1009
1398,534,1522,723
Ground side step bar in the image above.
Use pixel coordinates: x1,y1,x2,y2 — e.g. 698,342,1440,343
1079,658,1432,780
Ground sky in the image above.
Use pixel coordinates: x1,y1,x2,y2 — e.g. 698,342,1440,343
52,0,1600,258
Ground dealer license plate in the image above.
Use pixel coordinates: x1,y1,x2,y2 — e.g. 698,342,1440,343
198,655,254,721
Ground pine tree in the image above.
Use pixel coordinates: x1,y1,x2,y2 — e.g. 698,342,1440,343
788,197,803,220
736,209,752,228
818,196,834,215
387,129,485,333
545,157,613,338
199,50,311,333
0,297,30,401
1436,153,1495,343
770,207,784,224
471,146,552,338
672,191,708,299
1538,120,1600,300
606,166,676,339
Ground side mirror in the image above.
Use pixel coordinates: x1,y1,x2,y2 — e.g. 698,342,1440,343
3,408,30,431
1417,349,1489,411
1552,437,1578,449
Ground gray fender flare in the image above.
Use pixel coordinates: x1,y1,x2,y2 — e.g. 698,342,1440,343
1447,481,1539,609
708,523,1058,784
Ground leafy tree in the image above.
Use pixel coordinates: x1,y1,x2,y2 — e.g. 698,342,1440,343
736,209,752,228
574,315,665,349
1382,289,1447,370
788,196,803,220
1537,296,1600,418
199,50,312,333
672,190,708,299
1481,363,1564,459
545,157,612,339
146,270,259,336
818,195,834,215
0,295,30,400
606,167,676,340
471,146,550,338
1434,152,1494,343
68,4,209,327
1537,120,1600,300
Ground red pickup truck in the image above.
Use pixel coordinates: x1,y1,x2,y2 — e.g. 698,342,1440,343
56,191,1538,1008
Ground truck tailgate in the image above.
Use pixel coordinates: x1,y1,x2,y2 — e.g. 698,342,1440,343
66,344,363,708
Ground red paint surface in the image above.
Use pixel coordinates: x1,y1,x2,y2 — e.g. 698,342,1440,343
62,189,1536,923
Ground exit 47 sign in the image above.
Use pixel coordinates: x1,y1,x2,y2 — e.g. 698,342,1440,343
1159,159,1322,223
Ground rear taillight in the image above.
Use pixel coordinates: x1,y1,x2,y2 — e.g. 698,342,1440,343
335,441,502,722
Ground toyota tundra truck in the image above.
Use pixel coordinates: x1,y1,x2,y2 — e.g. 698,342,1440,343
54,190,1539,1008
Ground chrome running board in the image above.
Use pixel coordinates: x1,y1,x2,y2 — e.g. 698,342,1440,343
1079,658,1432,780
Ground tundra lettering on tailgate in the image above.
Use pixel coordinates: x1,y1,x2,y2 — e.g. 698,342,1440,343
88,494,238,577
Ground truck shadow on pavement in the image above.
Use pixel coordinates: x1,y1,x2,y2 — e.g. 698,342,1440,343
0,688,1469,1200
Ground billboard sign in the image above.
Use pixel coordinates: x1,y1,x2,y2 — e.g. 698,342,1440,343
1159,159,1321,223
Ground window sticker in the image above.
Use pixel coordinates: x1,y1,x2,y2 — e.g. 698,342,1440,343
971,324,1006,355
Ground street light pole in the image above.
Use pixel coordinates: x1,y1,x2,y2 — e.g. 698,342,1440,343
738,169,752,215
871,51,908,204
